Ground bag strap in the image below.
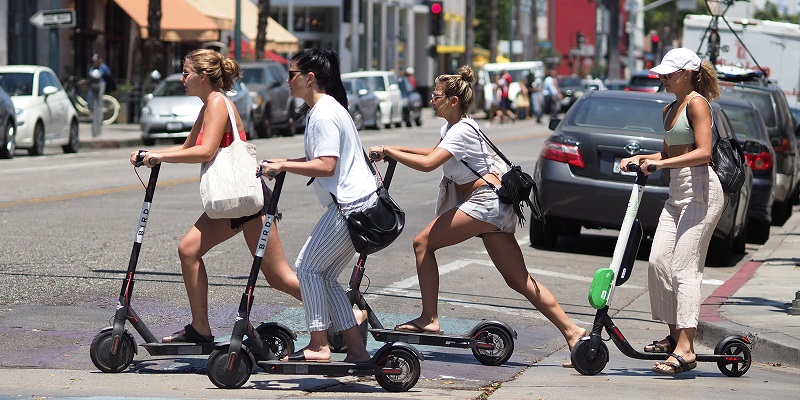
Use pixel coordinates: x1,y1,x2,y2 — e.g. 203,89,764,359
464,123,513,167
329,149,382,207
219,92,241,143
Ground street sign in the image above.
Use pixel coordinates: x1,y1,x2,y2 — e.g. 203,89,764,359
29,9,76,29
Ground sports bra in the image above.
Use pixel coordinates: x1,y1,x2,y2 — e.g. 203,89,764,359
663,94,712,146
195,91,246,147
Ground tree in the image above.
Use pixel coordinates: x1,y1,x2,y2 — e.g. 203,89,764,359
145,0,163,75
465,0,475,68
255,0,271,61
529,0,539,61
606,0,621,79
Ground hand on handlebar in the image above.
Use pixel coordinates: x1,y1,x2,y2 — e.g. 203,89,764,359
369,145,386,161
258,160,280,180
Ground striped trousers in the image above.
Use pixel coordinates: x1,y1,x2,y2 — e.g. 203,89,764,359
648,166,724,329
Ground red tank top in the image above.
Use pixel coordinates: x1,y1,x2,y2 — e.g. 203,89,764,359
196,129,246,147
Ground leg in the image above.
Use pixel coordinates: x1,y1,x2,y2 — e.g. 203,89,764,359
167,213,238,341
396,208,498,333
241,216,301,300
482,233,586,351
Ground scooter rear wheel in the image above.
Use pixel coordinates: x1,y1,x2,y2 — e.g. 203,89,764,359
89,330,136,373
250,325,295,360
714,335,752,377
472,324,515,366
207,345,253,389
374,347,421,392
570,338,609,375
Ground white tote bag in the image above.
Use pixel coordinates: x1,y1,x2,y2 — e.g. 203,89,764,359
199,95,264,219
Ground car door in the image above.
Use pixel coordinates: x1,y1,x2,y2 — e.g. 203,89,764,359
39,70,69,140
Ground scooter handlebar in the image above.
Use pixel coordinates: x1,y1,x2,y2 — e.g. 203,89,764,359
627,163,657,173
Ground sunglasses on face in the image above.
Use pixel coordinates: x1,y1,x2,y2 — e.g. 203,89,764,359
430,93,446,100
182,70,194,79
659,70,684,81
288,70,303,80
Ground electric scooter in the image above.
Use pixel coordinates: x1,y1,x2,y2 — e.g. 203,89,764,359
89,151,293,373
570,163,752,377
205,167,423,392
324,153,517,366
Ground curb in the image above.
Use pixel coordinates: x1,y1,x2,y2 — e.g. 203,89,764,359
79,138,143,149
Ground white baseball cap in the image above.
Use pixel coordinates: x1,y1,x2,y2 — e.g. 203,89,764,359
650,48,701,75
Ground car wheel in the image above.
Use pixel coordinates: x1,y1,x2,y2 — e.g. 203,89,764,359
405,110,414,127
372,109,382,130
415,114,423,127
62,119,80,154
529,215,560,248
747,218,770,245
257,108,273,138
142,138,156,146
0,118,15,159
771,199,792,226
353,109,364,131
707,225,734,267
28,121,45,156
244,112,255,140
282,116,296,137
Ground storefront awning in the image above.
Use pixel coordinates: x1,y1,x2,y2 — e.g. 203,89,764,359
113,0,221,42
187,0,299,53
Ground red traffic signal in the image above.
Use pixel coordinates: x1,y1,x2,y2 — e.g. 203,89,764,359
652,34,660,43
429,1,443,36
431,2,442,14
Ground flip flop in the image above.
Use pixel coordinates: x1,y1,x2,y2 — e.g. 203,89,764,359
653,353,697,375
286,350,331,363
394,321,443,335
644,335,677,353
163,324,214,343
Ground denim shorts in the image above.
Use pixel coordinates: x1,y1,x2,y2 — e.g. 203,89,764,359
458,185,516,233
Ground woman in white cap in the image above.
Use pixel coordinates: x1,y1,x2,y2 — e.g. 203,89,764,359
620,47,724,375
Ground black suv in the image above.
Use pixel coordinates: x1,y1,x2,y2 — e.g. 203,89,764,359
240,61,300,137
719,80,800,224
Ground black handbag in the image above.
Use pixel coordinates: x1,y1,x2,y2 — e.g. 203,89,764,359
332,152,405,255
463,124,544,226
711,132,747,195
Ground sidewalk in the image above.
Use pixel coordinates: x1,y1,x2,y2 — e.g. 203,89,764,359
491,206,800,398
78,122,144,149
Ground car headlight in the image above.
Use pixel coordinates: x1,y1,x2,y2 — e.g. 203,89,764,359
141,106,151,116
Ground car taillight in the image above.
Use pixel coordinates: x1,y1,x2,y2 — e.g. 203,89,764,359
745,151,773,171
773,137,791,154
542,141,585,168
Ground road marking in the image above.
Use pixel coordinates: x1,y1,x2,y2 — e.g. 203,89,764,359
0,177,199,209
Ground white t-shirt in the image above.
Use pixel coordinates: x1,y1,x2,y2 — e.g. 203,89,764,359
437,117,493,185
304,94,376,206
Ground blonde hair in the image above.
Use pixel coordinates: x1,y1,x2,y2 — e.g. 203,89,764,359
184,49,241,92
436,65,476,114
693,60,719,101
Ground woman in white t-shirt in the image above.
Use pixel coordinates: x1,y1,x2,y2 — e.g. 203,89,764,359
370,65,586,367
259,49,373,363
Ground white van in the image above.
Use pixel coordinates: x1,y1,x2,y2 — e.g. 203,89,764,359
477,61,545,115
341,70,403,128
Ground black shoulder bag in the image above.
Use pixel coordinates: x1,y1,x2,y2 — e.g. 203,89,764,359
331,151,405,255
463,124,544,227
711,130,747,195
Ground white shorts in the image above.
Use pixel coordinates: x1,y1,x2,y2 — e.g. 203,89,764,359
458,185,516,233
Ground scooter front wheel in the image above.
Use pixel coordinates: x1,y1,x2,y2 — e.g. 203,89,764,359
207,345,253,389
472,324,515,366
374,347,421,392
89,330,136,373
714,335,752,377
570,338,609,375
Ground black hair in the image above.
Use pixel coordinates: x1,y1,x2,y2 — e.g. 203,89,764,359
290,49,348,109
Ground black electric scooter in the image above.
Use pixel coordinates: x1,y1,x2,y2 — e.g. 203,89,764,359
570,163,752,377
325,153,517,366
205,167,423,392
89,151,294,373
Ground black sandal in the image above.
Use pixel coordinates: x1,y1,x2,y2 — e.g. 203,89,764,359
163,324,214,343
643,335,676,353
653,353,697,375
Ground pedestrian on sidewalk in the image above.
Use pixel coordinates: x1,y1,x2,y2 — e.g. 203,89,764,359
620,47,724,375
130,49,302,343
369,65,586,366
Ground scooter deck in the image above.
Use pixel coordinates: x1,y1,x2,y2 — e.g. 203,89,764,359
140,342,218,356
369,328,477,349
257,360,386,376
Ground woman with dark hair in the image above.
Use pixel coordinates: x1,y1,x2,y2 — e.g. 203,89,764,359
130,49,301,343
369,65,586,368
621,48,724,375
259,49,372,363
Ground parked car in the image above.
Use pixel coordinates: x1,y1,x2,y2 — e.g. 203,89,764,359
0,65,80,155
717,97,777,244
790,104,800,132
531,90,752,266
557,75,583,111
341,70,403,128
719,80,800,224
397,76,423,127
240,61,298,137
342,77,381,130
627,70,662,93
140,73,254,145
0,87,17,159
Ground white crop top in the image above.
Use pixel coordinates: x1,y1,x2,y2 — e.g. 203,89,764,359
437,118,493,185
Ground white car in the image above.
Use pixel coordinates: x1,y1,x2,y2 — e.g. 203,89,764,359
341,71,403,128
0,65,80,155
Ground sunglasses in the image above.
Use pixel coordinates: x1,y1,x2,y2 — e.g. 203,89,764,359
659,69,684,81
181,70,194,79
288,70,303,80
430,93,446,100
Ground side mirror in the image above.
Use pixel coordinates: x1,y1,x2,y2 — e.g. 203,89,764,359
42,86,58,97
548,118,561,130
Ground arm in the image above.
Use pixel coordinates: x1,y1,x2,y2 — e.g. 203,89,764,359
262,156,337,178
383,145,451,173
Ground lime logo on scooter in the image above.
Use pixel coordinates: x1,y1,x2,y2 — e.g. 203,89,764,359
588,268,615,309
135,204,151,244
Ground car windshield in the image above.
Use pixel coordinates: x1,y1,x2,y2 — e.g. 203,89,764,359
0,72,34,96
153,80,187,97
241,68,266,86
721,107,764,140
558,77,582,88
361,76,386,92
568,96,666,133
720,88,776,128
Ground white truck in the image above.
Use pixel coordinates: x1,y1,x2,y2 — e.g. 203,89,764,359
682,14,800,104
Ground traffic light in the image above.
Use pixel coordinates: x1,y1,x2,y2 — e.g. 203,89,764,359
576,32,585,47
651,34,660,52
429,1,443,36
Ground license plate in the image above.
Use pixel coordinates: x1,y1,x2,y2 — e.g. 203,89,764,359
613,157,637,176
166,122,183,131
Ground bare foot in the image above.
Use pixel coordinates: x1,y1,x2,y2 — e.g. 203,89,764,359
562,327,588,368
393,317,441,334
282,347,331,362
